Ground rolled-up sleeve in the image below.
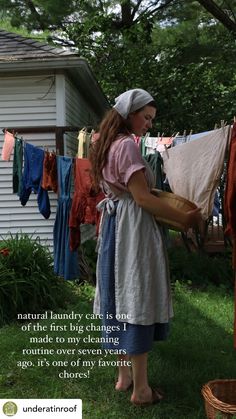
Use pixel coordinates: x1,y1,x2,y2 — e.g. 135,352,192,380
116,139,145,186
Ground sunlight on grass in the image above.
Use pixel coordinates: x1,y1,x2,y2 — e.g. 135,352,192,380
0,283,235,419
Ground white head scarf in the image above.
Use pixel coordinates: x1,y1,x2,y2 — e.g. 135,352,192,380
113,88,154,119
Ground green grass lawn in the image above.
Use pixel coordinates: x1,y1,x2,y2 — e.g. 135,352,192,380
0,283,235,419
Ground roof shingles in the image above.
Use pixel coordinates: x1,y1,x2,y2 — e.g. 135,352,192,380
0,29,75,61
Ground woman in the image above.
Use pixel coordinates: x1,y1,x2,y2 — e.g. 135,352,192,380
89,88,201,406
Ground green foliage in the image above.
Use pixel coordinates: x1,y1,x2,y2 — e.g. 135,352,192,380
76,282,95,302
1,1,236,132
152,20,236,133
0,0,74,30
0,234,71,325
168,246,234,290
78,239,97,285
78,236,234,292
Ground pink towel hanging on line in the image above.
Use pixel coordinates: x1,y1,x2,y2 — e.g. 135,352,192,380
1,130,15,161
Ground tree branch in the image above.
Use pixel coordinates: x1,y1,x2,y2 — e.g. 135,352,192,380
197,0,236,34
131,0,143,21
134,0,176,24
114,0,176,29
24,0,47,30
224,0,236,22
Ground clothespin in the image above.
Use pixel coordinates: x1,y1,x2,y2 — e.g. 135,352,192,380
171,132,179,147
187,129,192,142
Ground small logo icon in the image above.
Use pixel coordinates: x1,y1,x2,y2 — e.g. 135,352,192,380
2,401,18,416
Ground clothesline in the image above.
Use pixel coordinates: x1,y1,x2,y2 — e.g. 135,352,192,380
2,125,95,133
1,127,95,159
2,125,95,155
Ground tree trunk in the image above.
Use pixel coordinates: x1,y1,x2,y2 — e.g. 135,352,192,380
121,1,133,27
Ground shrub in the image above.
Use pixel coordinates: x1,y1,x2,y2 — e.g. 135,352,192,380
78,239,97,285
168,246,233,290
0,233,71,325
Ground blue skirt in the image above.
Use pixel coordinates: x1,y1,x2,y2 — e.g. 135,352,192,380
98,204,169,355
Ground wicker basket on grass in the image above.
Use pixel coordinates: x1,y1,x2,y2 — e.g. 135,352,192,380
201,379,236,419
151,188,197,232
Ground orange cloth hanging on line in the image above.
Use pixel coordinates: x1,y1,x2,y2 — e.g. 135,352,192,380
224,122,236,348
69,158,104,250
1,130,15,161
41,151,58,193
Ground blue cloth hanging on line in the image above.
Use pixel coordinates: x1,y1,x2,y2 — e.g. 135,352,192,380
19,142,50,219
53,156,79,280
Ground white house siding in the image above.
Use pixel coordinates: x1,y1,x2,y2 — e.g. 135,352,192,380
64,75,99,156
64,75,98,243
0,74,58,251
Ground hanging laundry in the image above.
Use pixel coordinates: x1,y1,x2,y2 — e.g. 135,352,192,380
20,142,51,219
163,126,230,220
144,152,169,244
84,130,92,157
144,152,165,190
224,123,236,248
13,137,23,195
69,158,104,251
54,156,79,280
212,190,220,217
41,151,58,193
223,122,236,349
145,136,157,155
139,136,146,156
172,134,188,146
1,130,15,161
77,128,86,158
156,137,174,154
185,130,213,142
77,128,91,158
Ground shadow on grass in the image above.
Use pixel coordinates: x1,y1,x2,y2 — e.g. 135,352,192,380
147,286,235,419
0,286,235,419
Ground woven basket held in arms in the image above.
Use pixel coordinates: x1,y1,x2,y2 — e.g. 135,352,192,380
201,379,236,419
151,188,197,232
